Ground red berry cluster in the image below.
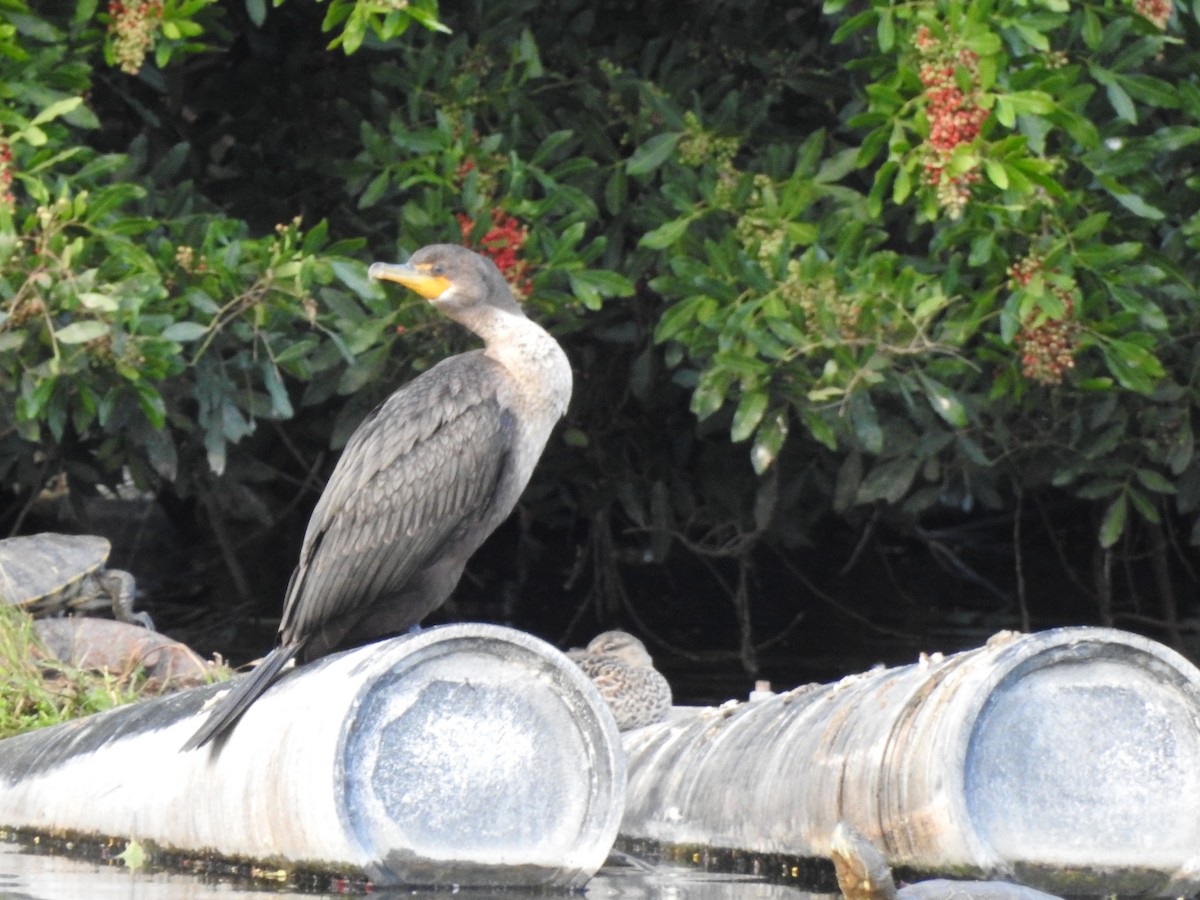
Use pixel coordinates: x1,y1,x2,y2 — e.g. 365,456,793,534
1134,0,1172,28
1016,313,1080,385
922,57,988,153
1009,254,1081,385
913,30,988,218
914,25,938,51
452,148,504,208
107,0,163,75
456,209,532,298
0,137,14,210
455,158,477,181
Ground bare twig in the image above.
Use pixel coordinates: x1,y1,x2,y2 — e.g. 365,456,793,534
837,508,879,577
1111,611,1200,634
733,560,757,674
1163,511,1199,586
1093,544,1113,626
914,526,1011,603
1148,520,1182,649
203,494,255,605
1013,486,1030,632
773,547,920,641
1032,493,1092,597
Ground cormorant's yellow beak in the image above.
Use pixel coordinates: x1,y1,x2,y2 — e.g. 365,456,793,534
368,262,452,299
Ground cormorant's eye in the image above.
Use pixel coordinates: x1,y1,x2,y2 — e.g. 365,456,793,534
432,264,446,276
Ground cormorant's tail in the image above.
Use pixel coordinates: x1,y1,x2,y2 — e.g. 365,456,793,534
181,643,300,751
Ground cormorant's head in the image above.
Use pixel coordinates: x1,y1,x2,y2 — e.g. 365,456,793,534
369,244,522,319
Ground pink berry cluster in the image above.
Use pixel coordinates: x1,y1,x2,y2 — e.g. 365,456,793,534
1008,255,1081,385
913,26,989,219
1133,0,1172,28
107,0,163,75
0,134,14,211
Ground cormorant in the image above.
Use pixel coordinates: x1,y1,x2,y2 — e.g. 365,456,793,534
183,243,573,750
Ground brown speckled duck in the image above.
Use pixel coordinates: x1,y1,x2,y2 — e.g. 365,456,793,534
568,630,672,730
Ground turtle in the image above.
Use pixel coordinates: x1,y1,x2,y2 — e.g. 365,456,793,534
0,533,152,628
830,823,1064,900
567,630,672,730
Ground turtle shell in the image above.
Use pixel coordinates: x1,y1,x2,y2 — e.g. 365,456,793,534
0,533,112,615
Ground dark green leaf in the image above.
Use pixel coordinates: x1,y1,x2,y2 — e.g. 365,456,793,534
56,321,108,344
1128,486,1161,524
691,371,729,421
917,373,970,428
831,9,876,43
261,361,294,419
1097,175,1164,220
848,393,883,454
162,321,209,342
604,168,627,215
1135,467,1176,494
246,0,267,26
731,388,768,443
802,408,838,451
135,380,167,430
358,171,391,208
655,296,707,344
855,457,920,505
1119,74,1178,109
750,410,788,474
568,268,635,298
1082,7,1102,48
332,260,380,300
639,217,692,250
877,9,894,52
1101,338,1165,393
1105,81,1137,123
1077,479,1124,500
531,130,574,166
1099,493,1127,548
833,451,862,513
625,133,683,176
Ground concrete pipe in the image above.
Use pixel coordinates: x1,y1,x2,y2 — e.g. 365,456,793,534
0,623,626,888
619,626,1200,896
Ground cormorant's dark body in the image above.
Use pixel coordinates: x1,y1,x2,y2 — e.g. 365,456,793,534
184,245,572,750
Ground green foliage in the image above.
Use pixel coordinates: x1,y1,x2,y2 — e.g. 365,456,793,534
0,604,144,738
0,0,631,509
317,0,448,53
3,0,1200,659
633,0,1200,556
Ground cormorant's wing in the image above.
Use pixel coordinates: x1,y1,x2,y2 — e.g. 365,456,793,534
279,351,514,652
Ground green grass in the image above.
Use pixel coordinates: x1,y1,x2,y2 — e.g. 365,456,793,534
0,605,149,739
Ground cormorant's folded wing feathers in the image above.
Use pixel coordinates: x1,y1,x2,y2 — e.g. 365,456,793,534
279,352,513,646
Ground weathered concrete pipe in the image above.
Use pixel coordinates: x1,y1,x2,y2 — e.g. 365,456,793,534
0,623,626,888
620,627,1200,896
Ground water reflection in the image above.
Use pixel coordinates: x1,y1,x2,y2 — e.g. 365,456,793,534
588,854,832,900
0,843,835,900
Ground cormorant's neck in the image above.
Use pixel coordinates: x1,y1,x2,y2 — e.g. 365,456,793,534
454,303,533,348
472,302,572,420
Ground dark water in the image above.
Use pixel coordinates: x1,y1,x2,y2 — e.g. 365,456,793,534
0,842,834,900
